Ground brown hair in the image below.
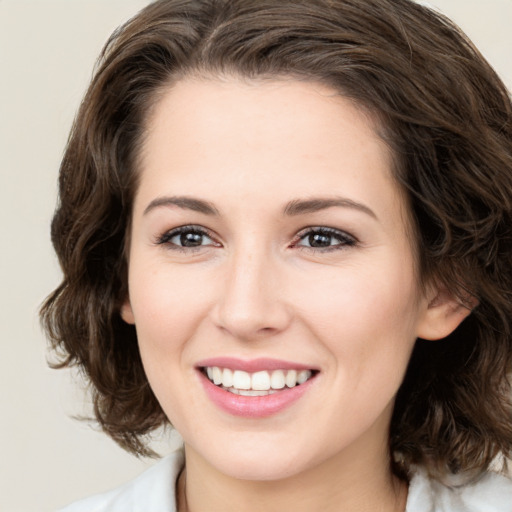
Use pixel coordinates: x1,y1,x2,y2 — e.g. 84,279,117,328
41,0,512,477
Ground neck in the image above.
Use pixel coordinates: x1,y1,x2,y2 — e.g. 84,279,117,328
177,435,407,512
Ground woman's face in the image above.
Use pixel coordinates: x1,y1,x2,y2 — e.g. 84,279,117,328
123,77,436,481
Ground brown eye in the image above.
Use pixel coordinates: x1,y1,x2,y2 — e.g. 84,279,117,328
308,232,334,247
176,231,207,247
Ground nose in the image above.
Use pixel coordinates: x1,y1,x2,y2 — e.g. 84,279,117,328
212,246,292,341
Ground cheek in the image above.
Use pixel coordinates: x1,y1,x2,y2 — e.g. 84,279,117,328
127,263,215,424
299,259,419,328
297,261,420,375
127,261,214,360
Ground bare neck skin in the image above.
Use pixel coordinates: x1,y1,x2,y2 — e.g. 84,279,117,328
177,413,407,512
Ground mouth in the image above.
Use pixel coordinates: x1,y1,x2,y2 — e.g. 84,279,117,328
196,357,319,417
201,366,316,396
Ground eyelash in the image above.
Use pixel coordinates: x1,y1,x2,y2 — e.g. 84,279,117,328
155,225,357,253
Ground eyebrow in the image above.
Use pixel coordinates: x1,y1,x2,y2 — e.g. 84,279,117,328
143,196,219,216
143,195,377,220
283,197,377,219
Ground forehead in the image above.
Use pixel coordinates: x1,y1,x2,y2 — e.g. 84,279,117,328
135,77,407,228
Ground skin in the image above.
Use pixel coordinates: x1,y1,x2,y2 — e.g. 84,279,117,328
122,77,469,512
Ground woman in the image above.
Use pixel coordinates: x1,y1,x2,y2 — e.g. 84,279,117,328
41,0,512,510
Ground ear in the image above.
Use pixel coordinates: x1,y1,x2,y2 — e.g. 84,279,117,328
120,298,135,325
416,285,477,341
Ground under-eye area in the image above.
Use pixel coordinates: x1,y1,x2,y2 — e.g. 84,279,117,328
200,367,319,396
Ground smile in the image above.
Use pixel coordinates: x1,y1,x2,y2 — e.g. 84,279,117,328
198,361,318,417
203,367,314,396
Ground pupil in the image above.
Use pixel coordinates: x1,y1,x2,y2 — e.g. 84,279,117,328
309,233,331,247
180,232,203,247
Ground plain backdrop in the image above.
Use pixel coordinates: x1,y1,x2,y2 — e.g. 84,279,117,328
1,1,510,511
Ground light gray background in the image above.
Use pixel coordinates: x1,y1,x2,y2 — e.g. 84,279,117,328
1,1,510,511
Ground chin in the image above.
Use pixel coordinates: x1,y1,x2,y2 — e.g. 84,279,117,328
190,434,321,482
212,454,305,482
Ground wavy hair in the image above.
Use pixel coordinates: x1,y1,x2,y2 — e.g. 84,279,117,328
41,0,512,477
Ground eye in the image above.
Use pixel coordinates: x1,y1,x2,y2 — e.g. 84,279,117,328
156,225,218,250
295,227,356,251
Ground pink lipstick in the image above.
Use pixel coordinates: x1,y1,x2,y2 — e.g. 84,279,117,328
196,357,318,418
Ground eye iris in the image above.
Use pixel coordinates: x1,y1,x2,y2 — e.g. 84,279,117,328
180,232,203,247
309,232,332,247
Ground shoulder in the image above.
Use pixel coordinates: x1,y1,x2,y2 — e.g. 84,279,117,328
57,449,184,512
406,465,512,512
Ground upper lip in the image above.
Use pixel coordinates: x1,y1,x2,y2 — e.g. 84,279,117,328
196,357,317,373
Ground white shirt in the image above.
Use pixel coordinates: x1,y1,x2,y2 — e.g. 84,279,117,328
58,449,512,512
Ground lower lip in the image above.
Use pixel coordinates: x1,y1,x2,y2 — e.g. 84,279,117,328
199,371,316,418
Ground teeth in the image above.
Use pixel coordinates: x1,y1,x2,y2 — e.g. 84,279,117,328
204,367,313,391
252,371,270,390
297,370,311,384
286,370,297,388
224,387,278,396
212,366,222,385
222,368,233,388
232,370,251,390
270,370,285,389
